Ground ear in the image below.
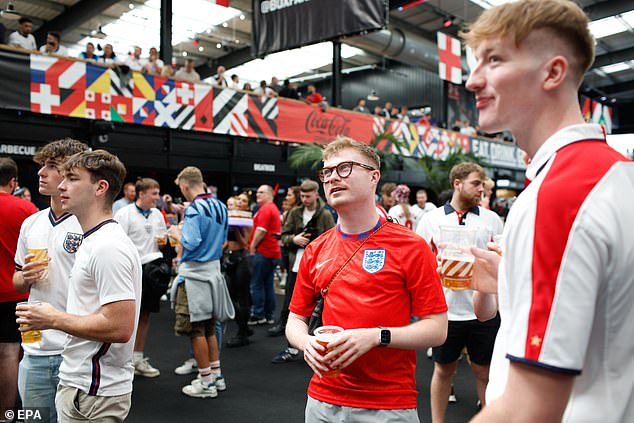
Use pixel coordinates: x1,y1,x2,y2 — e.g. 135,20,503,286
543,55,568,91
95,179,110,199
452,178,461,190
369,169,381,185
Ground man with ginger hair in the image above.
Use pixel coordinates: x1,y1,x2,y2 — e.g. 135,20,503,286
463,1,634,421
286,136,447,422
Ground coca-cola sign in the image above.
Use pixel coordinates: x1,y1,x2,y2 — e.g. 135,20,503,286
305,110,352,138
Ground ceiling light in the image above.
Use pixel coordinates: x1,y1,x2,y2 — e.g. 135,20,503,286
222,22,228,28
239,14,245,20
198,46,204,52
367,90,379,101
216,43,222,49
182,51,187,56
92,25,107,39
128,3,135,9
235,39,239,44
443,16,454,28
0,2,20,20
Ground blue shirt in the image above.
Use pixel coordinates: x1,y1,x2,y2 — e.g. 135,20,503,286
181,194,228,263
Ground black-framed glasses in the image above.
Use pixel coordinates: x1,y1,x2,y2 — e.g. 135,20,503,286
317,161,376,183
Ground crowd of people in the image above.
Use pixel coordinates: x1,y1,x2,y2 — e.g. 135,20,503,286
1,1,633,422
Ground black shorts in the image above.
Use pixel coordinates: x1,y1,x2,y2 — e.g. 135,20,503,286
0,300,21,343
140,281,162,313
432,314,500,365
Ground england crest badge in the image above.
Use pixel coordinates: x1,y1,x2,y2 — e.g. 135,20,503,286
63,232,83,254
362,249,386,274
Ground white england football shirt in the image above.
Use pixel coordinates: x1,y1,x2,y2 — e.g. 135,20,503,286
59,220,141,396
114,203,166,264
487,124,634,422
416,204,503,321
388,204,424,231
15,209,82,356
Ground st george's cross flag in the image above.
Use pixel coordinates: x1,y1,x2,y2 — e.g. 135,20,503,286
437,32,462,84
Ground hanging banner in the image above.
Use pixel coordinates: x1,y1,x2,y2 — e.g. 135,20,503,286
0,48,30,110
251,0,388,57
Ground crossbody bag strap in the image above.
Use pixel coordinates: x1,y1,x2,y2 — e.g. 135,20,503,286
321,217,392,296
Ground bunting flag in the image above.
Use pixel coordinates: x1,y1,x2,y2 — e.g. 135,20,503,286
214,0,229,6
246,94,278,138
213,88,248,136
592,103,612,134
437,32,462,84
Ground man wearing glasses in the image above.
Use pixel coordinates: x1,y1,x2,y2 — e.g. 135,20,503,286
286,136,448,422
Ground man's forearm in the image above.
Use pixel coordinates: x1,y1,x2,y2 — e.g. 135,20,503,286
250,228,266,252
12,271,29,293
388,312,448,349
286,313,311,351
53,301,136,343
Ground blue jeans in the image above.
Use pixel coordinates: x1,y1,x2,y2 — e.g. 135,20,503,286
18,354,63,423
250,253,278,320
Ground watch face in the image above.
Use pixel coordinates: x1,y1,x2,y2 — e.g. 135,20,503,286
380,329,391,346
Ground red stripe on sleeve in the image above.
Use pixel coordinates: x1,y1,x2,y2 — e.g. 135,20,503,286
527,140,626,360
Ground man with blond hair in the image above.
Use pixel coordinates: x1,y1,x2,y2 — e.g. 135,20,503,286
17,150,141,422
169,166,228,398
463,1,634,421
115,178,169,378
13,138,89,423
287,136,448,422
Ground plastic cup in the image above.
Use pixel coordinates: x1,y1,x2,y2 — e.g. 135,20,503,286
155,233,167,247
168,234,178,247
17,300,42,344
27,248,48,270
314,325,344,377
439,226,477,290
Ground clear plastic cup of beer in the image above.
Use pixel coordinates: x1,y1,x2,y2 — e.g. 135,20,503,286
155,232,168,247
27,248,49,284
17,300,42,344
314,325,344,377
438,226,477,290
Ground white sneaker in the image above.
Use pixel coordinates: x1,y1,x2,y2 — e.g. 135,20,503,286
174,357,198,375
192,374,227,392
134,358,160,378
182,379,218,398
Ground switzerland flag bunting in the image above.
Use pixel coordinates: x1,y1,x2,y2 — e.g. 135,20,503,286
437,32,462,84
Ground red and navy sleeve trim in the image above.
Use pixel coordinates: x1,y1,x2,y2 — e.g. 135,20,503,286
506,354,581,376
89,342,112,396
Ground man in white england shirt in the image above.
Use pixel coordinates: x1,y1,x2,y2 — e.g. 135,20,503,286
17,150,141,422
13,138,88,423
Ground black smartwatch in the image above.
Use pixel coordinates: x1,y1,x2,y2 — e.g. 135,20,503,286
378,327,391,347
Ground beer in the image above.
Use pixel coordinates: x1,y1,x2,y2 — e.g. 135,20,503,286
440,254,474,290
168,235,178,247
314,326,344,377
17,301,42,344
156,234,167,247
20,325,42,344
27,248,49,283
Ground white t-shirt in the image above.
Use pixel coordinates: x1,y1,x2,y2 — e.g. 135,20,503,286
412,202,436,216
8,31,36,50
124,56,145,71
388,204,423,231
14,209,83,356
114,204,166,265
174,68,201,84
59,220,141,397
291,208,316,273
416,203,503,321
486,124,634,422
39,44,68,56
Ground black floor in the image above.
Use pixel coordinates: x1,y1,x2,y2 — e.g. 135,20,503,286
127,298,480,423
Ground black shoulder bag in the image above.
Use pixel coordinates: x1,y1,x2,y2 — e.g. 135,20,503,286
308,219,391,335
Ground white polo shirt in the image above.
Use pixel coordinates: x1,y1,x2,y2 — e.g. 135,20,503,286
487,124,634,422
59,220,141,397
114,203,166,265
8,31,36,50
416,203,503,321
15,209,82,356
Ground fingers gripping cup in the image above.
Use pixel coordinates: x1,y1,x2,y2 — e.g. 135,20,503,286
439,226,477,290
17,300,42,344
314,326,344,377
27,248,49,282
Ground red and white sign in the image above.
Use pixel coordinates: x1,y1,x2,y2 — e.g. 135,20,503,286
437,32,462,84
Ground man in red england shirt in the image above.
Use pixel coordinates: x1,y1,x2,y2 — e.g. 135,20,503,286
0,157,38,418
305,85,324,105
248,185,281,325
286,137,448,422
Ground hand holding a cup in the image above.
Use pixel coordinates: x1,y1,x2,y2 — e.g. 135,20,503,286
16,301,60,332
324,327,379,372
303,333,336,378
469,246,502,294
21,250,49,287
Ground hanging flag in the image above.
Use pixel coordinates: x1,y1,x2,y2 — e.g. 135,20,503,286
437,32,462,84
214,0,229,6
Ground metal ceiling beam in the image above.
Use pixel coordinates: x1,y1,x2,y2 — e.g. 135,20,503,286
584,0,633,21
603,79,634,95
33,0,121,45
195,47,253,80
26,0,67,14
593,46,634,69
